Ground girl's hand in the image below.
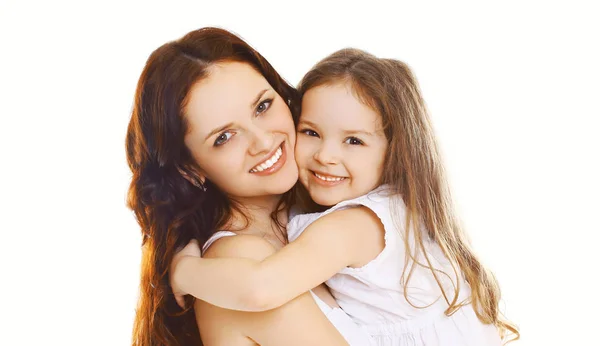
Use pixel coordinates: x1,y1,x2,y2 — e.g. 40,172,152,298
170,239,201,308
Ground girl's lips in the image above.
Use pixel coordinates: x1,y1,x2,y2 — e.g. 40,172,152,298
310,170,347,186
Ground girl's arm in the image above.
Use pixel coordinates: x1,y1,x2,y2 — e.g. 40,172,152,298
173,206,385,311
196,233,351,346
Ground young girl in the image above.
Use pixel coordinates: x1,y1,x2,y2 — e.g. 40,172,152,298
171,48,519,345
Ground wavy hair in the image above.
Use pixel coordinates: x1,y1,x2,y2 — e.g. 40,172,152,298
126,27,300,346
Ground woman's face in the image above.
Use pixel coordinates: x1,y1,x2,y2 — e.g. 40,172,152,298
183,62,298,200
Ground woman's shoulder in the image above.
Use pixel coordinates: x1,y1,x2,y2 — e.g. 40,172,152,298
203,233,277,261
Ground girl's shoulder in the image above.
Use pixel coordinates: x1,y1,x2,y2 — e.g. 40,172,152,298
288,185,404,242
324,184,402,221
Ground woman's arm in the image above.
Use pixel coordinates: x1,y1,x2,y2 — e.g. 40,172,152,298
196,234,350,346
173,206,384,311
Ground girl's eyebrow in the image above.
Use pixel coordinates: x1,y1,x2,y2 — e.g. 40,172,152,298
299,119,374,136
342,129,374,137
297,119,318,128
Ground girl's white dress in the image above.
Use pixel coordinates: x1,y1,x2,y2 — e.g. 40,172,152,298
287,185,502,346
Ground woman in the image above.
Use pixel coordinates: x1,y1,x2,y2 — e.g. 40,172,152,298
126,27,369,345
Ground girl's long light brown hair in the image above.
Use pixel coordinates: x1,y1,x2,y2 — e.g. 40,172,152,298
126,27,300,346
298,48,519,343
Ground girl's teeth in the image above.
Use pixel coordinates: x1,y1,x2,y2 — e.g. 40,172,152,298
315,172,344,181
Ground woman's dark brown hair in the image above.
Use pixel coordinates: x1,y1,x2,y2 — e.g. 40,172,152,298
126,27,300,346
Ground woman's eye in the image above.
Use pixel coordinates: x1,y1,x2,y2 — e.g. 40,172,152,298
300,129,319,137
214,132,233,146
344,137,363,145
256,99,273,115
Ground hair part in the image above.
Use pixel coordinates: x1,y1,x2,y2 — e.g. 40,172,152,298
298,48,519,343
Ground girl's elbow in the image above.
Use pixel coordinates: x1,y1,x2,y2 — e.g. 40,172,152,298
242,278,282,312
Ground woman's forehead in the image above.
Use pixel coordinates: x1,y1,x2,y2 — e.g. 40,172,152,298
185,63,272,124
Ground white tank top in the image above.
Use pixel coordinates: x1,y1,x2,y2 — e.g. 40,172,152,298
287,186,501,346
202,231,373,345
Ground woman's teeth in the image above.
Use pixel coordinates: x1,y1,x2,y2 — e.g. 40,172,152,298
314,172,345,182
250,147,282,173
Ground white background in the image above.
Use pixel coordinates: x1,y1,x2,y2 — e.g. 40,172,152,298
1,1,598,345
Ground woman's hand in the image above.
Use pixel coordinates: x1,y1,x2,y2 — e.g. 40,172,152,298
170,239,201,308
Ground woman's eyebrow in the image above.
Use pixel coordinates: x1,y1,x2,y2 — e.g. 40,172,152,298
250,89,269,109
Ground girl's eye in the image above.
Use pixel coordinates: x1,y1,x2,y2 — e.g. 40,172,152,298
344,137,364,145
300,129,319,137
214,132,234,146
256,99,273,115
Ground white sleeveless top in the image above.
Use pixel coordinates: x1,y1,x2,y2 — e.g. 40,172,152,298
202,231,373,346
287,185,502,346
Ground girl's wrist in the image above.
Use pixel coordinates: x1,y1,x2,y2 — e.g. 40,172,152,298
174,256,196,294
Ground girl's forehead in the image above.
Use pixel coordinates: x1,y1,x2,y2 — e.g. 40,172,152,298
300,83,382,131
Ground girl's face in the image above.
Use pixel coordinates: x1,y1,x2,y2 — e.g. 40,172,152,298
183,62,298,201
295,82,388,206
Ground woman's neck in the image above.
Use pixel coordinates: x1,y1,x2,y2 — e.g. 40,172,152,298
225,194,288,243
